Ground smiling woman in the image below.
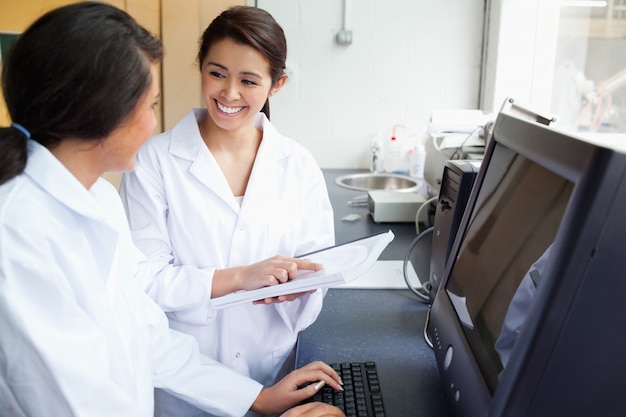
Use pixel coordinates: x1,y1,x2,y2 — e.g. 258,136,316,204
0,3,343,417
119,6,337,417
198,38,287,196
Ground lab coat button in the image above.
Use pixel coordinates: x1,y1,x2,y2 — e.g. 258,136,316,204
235,352,241,358
239,226,244,231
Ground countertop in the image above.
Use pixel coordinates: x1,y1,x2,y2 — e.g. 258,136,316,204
296,168,453,417
323,169,422,259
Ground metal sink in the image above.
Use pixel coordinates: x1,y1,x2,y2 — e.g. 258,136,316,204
335,172,420,192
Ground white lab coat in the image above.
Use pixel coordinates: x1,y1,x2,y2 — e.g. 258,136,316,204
0,140,262,417
120,109,335,416
494,244,553,368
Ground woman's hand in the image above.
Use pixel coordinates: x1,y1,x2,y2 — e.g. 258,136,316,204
211,256,323,298
280,402,346,417
253,289,317,305
240,256,322,290
250,361,343,416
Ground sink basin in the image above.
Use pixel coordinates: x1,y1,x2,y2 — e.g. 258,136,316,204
335,172,420,192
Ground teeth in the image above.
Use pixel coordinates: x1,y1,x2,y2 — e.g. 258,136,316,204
216,101,243,114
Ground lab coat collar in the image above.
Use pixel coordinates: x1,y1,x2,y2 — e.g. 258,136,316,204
247,113,287,180
237,114,289,211
167,109,290,163
166,109,288,212
167,109,207,161
24,140,108,222
166,109,235,205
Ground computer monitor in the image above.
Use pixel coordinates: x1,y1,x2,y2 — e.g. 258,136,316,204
429,102,626,417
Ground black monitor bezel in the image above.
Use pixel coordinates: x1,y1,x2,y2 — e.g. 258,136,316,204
429,109,620,417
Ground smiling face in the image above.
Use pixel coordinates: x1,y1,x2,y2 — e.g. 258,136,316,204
200,38,285,135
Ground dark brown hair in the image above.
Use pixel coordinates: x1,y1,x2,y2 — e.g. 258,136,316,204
197,6,287,119
0,1,163,185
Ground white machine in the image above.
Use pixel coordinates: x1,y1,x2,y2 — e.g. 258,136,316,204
423,110,489,195
367,190,426,223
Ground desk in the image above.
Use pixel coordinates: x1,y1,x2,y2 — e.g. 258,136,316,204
296,169,454,417
321,169,423,260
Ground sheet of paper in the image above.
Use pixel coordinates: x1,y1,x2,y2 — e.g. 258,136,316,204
211,230,395,309
334,260,422,289
294,245,368,281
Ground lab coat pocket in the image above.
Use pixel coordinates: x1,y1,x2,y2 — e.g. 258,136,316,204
272,340,297,381
265,219,298,258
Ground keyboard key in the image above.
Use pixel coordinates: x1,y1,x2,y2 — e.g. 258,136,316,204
301,361,385,417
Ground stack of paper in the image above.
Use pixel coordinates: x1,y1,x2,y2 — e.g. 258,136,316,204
211,230,395,309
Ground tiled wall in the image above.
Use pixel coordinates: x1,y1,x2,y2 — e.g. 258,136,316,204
3,0,485,172
255,0,485,169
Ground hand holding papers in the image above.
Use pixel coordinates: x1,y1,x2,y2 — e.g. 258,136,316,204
211,230,395,309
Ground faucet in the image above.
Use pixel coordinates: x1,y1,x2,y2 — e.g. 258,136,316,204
371,141,382,173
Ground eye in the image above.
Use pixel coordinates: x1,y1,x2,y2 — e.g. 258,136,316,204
210,71,226,79
150,96,160,110
242,79,258,86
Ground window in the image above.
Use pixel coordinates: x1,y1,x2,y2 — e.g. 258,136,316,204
551,1,626,132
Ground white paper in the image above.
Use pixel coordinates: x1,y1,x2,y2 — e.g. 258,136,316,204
211,230,395,309
334,260,421,289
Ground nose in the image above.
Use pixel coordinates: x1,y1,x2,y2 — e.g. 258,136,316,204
221,79,241,101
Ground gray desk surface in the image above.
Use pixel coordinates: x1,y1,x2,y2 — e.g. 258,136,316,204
296,169,453,417
322,169,423,260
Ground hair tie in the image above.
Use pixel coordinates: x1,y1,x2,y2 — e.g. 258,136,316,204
11,123,31,139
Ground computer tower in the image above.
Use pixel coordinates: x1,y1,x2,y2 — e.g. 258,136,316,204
429,159,480,301
423,133,485,195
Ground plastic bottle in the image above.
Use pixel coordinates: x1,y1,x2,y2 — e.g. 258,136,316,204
409,144,426,179
384,125,408,174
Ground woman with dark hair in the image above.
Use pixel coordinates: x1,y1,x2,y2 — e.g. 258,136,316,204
120,6,335,417
0,3,343,416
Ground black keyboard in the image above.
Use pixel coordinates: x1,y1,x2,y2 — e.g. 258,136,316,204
307,361,386,417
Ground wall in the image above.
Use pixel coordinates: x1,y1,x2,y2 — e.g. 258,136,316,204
251,0,485,169
6,2,552,173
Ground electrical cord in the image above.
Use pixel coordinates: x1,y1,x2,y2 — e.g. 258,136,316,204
402,226,434,304
405,194,439,303
405,197,440,348
423,307,434,349
449,126,483,160
402,228,436,348
415,195,439,234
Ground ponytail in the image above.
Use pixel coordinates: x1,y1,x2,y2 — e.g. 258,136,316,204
0,126,28,185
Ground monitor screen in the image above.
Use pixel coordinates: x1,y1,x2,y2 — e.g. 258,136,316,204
444,142,573,392
429,102,626,417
